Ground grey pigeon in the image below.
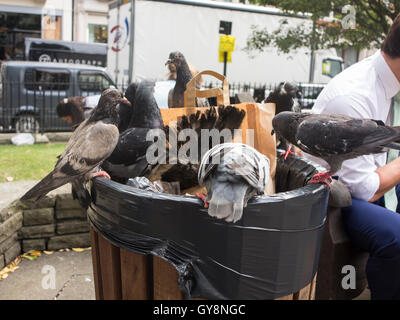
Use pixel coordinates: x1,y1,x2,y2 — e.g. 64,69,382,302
165,51,209,108
21,88,127,202
272,111,400,184
198,143,270,223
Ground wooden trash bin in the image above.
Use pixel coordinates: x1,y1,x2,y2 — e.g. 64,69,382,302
88,155,328,300
90,227,317,300
87,71,329,300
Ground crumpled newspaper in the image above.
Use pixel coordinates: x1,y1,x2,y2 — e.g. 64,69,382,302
127,177,180,195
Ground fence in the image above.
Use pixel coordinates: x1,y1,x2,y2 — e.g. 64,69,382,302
0,80,325,134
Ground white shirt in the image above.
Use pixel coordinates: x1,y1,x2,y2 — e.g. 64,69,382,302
305,51,400,201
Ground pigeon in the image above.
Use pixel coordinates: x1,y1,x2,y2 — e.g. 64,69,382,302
265,82,302,158
56,96,87,126
272,111,400,185
265,81,301,114
101,81,164,183
198,143,270,223
21,88,127,202
56,96,133,132
148,105,246,192
165,51,209,108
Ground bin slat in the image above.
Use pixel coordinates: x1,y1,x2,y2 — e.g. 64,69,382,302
120,248,152,300
153,256,184,300
97,233,122,300
90,227,103,300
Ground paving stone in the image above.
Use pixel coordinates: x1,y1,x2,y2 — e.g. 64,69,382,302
0,233,18,255
0,254,4,269
15,196,56,210
47,233,90,250
19,224,55,239
0,212,23,243
56,194,82,210
56,208,87,220
23,208,54,226
4,241,21,265
57,220,89,235
22,239,47,253
0,204,20,223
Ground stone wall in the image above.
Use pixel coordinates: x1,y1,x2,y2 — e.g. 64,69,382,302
0,193,90,269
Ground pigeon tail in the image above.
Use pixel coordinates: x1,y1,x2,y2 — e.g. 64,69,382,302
21,172,70,203
71,178,92,209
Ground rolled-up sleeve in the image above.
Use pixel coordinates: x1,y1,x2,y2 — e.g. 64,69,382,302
316,95,383,201
337,156,380,201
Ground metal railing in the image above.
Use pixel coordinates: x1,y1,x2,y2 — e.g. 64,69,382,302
0,80,325,133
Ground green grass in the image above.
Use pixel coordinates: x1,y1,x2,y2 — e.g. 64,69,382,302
0,143,66,182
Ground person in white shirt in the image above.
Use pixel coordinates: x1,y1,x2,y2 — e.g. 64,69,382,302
306,14,400,300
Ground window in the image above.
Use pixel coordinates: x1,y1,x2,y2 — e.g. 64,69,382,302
88,24,108,44
24,68,70,91
78,72,113,92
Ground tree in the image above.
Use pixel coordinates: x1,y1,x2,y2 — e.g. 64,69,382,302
245,0,399,81
246,0,398,52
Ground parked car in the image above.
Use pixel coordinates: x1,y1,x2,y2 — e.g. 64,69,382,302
0,61,116,133
298,83,326,110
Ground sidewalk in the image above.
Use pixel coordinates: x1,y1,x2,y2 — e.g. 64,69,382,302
0,249,94,300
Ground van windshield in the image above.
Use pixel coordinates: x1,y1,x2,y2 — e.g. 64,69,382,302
78,72,114,93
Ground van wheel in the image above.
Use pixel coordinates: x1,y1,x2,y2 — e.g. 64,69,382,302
15,115,40,134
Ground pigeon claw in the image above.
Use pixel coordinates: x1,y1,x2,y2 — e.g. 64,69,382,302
196,193,209,209
92,170,111,180
280,147,294,160
307,171,332,187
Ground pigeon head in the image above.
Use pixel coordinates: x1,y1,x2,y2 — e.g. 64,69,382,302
89,88,130,125
272,111,306,145
280,82,298,98
165,51,187,69
124,82,139,106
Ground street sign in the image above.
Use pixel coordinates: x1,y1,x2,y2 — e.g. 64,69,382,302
219,35,235,63
219,21,232,35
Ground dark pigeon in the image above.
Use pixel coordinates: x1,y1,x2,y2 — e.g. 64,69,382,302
101,81,164,183
198,143,270,223
272,111,400,184
150,105,246,191
265,81,301,114
21,88,126,202
165,51,209,108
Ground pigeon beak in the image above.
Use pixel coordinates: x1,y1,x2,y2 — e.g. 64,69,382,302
165,59,172,66
119,97,131,106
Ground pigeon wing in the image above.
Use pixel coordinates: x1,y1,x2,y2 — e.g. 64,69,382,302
296,116,400,157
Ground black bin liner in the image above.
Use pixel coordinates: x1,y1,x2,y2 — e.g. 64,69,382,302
87,155,329,299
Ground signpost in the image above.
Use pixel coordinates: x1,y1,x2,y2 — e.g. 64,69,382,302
218,21,235,76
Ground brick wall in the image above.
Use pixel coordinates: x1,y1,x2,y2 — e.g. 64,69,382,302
0,193,90,269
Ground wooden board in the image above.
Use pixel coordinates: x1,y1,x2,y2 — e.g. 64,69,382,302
153,256,184,300
120,248,151,300
90,227,103,300
97,233,122,300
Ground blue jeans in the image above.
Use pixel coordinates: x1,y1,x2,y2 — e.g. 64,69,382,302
341,184,400,300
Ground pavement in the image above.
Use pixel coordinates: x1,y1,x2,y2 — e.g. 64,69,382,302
0,249,95,300
0,180,94,300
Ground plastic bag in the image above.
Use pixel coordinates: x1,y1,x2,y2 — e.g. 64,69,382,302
11,133,35,146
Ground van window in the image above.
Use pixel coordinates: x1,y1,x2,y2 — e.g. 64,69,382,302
24,68,70,91
78,72,113,92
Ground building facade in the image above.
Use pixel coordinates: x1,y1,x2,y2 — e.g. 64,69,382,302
0,0,111,60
